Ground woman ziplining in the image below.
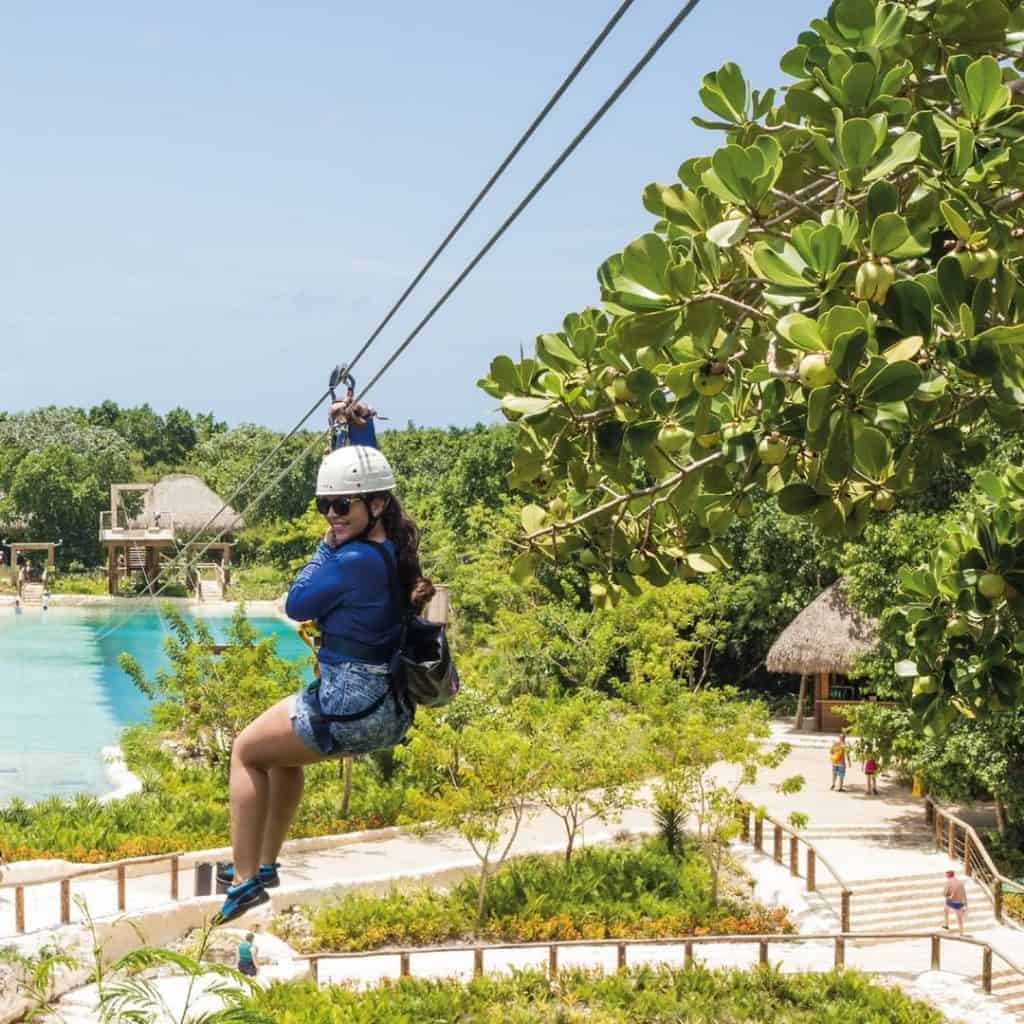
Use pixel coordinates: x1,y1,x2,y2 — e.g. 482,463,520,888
215,399,437,923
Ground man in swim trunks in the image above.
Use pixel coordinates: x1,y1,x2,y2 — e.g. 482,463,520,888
944,870,967,935
829,734,850,792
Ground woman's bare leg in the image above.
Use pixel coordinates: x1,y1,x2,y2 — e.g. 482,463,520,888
230,698,322,883
260,766,306,866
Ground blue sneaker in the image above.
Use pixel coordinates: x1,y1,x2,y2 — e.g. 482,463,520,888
216,862,280,892
214,877,269,924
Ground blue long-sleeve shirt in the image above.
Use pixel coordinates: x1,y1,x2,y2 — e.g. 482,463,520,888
285,417,401,664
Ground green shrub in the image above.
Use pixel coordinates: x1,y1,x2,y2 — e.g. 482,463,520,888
293,841,789,952
242,966,943,1023
228,564,290,601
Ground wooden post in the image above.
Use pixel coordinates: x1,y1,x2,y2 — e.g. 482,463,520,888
948,821,956,860
474,947,484,978
117,864,126,911
399,951,411,978
806,849,816,892
60,879,70,925
740,808,750,843
617,942,627,973
963,832,972,876
789,835,799,877
925,799,934,827
548,945,558,979
759,940,768,966
170,856,180,900
996,884,1004,923
935,812,942,850
754,817,763,853
841,891,850,933
931,935,941,970
983,947,993,994
685,940,694,967
834,936,845,968
773,825,783,864
15,887,24,934
795,673,808,731
309,957,319,985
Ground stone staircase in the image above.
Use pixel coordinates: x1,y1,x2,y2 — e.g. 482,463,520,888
20,582,45,605
819,872,997,935
198,579,223,602
992,968,1024,1019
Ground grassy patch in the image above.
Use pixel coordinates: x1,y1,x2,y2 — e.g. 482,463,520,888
242,966,942,1023
277,840,790,952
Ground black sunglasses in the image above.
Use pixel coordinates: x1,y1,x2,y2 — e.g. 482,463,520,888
316,495,365,517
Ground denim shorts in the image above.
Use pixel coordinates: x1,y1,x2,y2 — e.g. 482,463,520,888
291,660,413,757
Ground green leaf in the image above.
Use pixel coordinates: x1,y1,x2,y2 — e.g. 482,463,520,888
824,411,854,481
622,234,671,295
883,335,923,363
536,333,583,369
863,132,921,182
866,181,899,224
963,55,1010,122
776,313,826,352
870,212,910,256
699,62,751,123
852,423,891,479
937,254,968,311
974,324,1024,346
885,280,932,338
940,200,972,242
706,217,751,248
511,551,537,584
860,361,923,403
831,329,869,381
777,482,825,514
840,118,880,169
501,395,557,419
521,505,547,533
751,243,810,288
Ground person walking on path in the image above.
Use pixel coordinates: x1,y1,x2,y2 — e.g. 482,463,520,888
215,402,435,924
829,734,850,792
237,932,258,977
944,870,968,935
863,753,878,795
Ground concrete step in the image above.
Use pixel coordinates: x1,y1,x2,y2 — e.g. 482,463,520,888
844,884,989,912
850,909,997,932
818,870,968,893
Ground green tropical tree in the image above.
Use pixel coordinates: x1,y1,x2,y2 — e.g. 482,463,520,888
483,0,1024,723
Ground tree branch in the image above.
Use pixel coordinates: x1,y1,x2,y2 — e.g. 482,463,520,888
767,337,799,380
523,452,724,542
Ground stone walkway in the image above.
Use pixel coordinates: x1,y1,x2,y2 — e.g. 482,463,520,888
3,730,1022,1023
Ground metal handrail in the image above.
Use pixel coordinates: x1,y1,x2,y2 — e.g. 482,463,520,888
296,930,1024,995
735,803,853,931
925,797,1024,924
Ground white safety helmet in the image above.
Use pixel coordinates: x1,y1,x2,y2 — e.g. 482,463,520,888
316,446,396,496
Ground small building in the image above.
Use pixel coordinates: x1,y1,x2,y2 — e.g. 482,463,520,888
99,475,244,597
766,580,883,733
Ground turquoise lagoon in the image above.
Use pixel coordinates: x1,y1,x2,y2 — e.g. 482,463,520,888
0,606,307,804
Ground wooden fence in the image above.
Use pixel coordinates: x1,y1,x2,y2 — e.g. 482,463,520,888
299,931,1024,995
734,803,852,931
924,797,1024,925
0,852,183,934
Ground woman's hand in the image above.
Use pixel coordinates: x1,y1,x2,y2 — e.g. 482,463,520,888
330,399,375,426
323,525,343,548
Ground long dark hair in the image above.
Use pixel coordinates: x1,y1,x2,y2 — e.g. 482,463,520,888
377,493,434,612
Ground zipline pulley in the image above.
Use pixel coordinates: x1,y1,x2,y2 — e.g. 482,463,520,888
328,365,356,451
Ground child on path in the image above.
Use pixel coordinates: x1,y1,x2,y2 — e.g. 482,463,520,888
864,754,878,795
215,402,435,923
237,932,258,977
829,734,850,792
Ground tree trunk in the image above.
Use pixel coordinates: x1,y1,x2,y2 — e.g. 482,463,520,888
475,861,491,931
795,674,808,731
339,756,354,819
996,797,1007,835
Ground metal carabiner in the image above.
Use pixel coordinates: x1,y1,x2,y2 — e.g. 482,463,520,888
328,365,357,450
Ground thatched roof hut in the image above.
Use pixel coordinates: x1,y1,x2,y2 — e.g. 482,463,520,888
766,580,878,677
148,474,244,536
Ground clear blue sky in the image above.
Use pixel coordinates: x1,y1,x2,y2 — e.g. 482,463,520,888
3,0,822,431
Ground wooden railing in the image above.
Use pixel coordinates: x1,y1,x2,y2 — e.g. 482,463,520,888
735,803,852,931
924,797,1024,925
0,852,183,934
298,931,1024,996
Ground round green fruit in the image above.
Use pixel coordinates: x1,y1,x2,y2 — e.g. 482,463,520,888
578,549,599,568
657,424,691,452
798,353,836,390
757,436,788,466
871,490,896,512
696,430,722,449
971,247,999,280
611,378,634,403
978,573,1007,600
636,347,660,371
693,365,728,397
946,616,970,638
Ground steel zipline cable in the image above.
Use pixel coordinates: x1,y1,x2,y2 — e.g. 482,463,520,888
95,0,646,637
100,0,709,640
